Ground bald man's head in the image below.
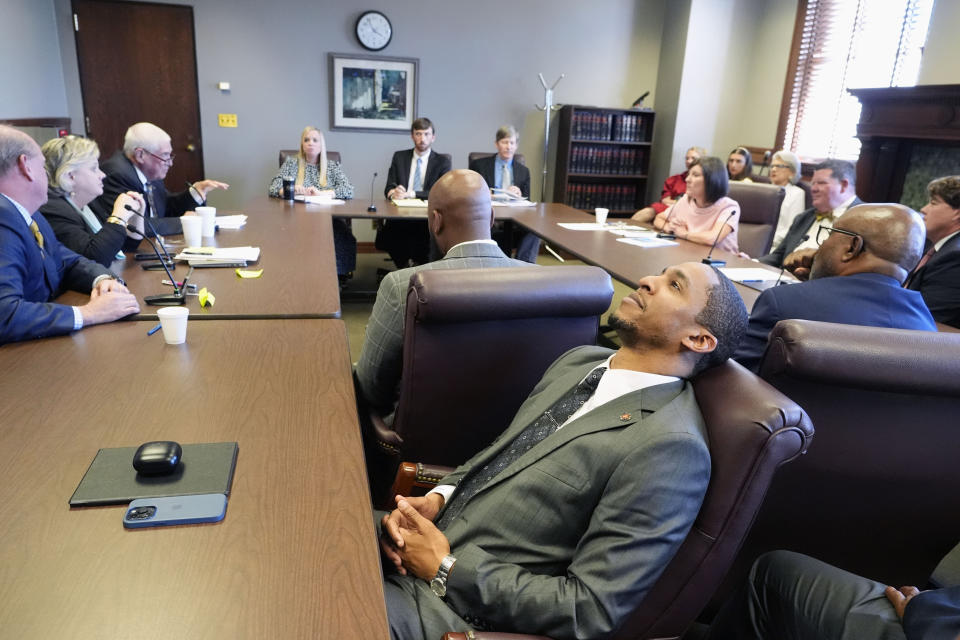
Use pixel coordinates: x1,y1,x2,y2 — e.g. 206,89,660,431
810,204,925,280
427,169,495,252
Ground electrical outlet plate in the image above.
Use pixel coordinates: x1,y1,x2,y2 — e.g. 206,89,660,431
218,114,238,128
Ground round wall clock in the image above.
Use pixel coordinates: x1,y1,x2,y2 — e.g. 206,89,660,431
355,11,392,51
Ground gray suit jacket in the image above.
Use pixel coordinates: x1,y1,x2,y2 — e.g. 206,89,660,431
387,346,711,640
355,242,532,412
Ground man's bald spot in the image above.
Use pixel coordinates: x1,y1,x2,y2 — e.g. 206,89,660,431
428,169,493,225
841,204,925,270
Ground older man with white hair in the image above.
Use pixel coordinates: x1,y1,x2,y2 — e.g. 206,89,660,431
92,122,228,236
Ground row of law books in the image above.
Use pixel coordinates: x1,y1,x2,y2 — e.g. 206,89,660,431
572,111,649,142
565,183,638,212
569,145,646,175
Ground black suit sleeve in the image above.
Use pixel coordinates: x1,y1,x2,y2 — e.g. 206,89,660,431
915,248,960,328
759,212,810,267
40,197,127,268
514,162,531,199
384,152,404,198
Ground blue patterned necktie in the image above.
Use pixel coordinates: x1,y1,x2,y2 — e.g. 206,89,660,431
412,156,423,192
436,367,607,530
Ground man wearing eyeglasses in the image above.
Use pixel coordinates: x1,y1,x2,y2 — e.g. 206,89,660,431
92,122,228,236
735,203,937,371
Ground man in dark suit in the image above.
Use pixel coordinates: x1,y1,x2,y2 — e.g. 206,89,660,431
0,125,140,344
468,125,540,263
759,159,860,268
380,117,452,267
906,175,960,328
356,169,532,414
735,204,936,371
91,122,228,237
709,549,960,639
378,260,749,639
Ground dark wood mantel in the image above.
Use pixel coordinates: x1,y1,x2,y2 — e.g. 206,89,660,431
850,84,960,203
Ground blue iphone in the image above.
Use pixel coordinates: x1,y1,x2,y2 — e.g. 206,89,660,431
123,493,228,528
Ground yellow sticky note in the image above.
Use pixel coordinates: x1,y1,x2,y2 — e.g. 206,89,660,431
236,268,263,279
198,287,216,307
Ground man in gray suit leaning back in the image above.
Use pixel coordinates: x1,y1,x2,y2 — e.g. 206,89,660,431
379,260,749,639
355,169,532,415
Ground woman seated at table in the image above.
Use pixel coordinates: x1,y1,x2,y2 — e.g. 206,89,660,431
269,126,356,277
767,149,807,248
652,156,740,254
632,145,706,222
39,135,144,268
727,146,754,182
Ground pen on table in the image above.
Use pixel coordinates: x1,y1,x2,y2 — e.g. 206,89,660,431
147,323,162,336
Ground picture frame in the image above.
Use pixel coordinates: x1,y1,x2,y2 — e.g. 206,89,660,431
329,53,419,133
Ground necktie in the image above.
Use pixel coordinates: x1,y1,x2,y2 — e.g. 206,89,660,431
144,183,157,218
502,163,511,190
412,157,423,192
905,246,936,288
436,367,607,529
29,219,44,252
815,211,833,223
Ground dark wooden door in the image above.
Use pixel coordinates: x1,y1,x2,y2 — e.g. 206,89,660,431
73,0,204,187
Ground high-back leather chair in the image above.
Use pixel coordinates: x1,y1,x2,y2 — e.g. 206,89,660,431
369,266,613,499
417,359,814,640
467,151,526,166
728,182,784,257
753,174,813,209
733,319,960,590
278,149,341,167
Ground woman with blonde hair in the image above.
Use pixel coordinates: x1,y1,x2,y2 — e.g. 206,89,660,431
270,126,356,276
39,135,144,267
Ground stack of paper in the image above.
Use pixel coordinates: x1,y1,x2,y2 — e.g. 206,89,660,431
492,199,536,207
215,214,247,229
174,246,261,264
616,237,678,248
297,195,345,205
392,198,428,208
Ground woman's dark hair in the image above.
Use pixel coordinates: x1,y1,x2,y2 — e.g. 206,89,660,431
727,147,753,181
693,156,729,204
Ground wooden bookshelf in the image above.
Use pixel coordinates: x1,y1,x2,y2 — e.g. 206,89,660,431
553,104,654,217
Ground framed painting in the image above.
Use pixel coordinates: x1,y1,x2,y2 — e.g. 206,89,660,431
329,53,418,132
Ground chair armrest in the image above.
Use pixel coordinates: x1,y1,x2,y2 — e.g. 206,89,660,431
443,633,554,640
391,462,454,497
369,408,403,454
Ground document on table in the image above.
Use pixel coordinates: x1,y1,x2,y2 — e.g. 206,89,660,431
491,199,536,207
215,214,247,229
174,246,261,263
297,195,345,205
556,222,649,232
719,267,796,283
391,198,428,207
616,236,678,248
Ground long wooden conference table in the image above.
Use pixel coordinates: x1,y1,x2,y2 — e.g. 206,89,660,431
11,194,780,639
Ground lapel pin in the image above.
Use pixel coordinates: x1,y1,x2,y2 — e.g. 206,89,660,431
619,413,632,421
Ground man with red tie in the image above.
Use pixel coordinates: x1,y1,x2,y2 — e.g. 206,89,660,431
906,175,960,328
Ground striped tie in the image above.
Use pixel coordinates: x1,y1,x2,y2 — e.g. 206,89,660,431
412,157,423,192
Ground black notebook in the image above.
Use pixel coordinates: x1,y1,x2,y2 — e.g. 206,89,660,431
70,442,239,507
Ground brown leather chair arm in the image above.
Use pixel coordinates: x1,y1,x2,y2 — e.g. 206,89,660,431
370,408,403,454
390,462,454,497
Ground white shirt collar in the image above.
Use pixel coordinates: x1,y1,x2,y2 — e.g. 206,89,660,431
445,239,498,254
1,193,34,227
833,195,856,217
133,165,149,188
935,229,960,252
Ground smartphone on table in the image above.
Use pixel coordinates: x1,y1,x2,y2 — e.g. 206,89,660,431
123,493,228,529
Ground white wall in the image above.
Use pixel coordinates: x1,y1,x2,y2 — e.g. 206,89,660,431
48,0,665,243
918,0,960,85
0,0,68,118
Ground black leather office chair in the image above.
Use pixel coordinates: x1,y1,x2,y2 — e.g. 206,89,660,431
728,182,784,257
467,151,526,166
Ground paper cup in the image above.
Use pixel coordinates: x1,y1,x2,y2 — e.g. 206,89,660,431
157,307,189,345
181,215,202,248
196,206,216,236
595,207,609,225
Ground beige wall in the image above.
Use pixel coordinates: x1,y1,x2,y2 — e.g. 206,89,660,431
918,0,960,85
0,0,68,117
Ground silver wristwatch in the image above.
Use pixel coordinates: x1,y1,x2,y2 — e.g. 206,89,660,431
429,554,457,598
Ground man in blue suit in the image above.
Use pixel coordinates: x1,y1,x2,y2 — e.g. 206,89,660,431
0,125,140,344
735,203,936,371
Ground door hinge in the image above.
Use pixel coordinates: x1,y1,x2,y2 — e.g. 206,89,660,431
73,13,79,31
85,116,91,133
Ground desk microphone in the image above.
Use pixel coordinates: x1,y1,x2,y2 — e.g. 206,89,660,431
656,198,680,238
367,172,378,212
125,225,187,305
701,210,737,266
125,205,175,268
